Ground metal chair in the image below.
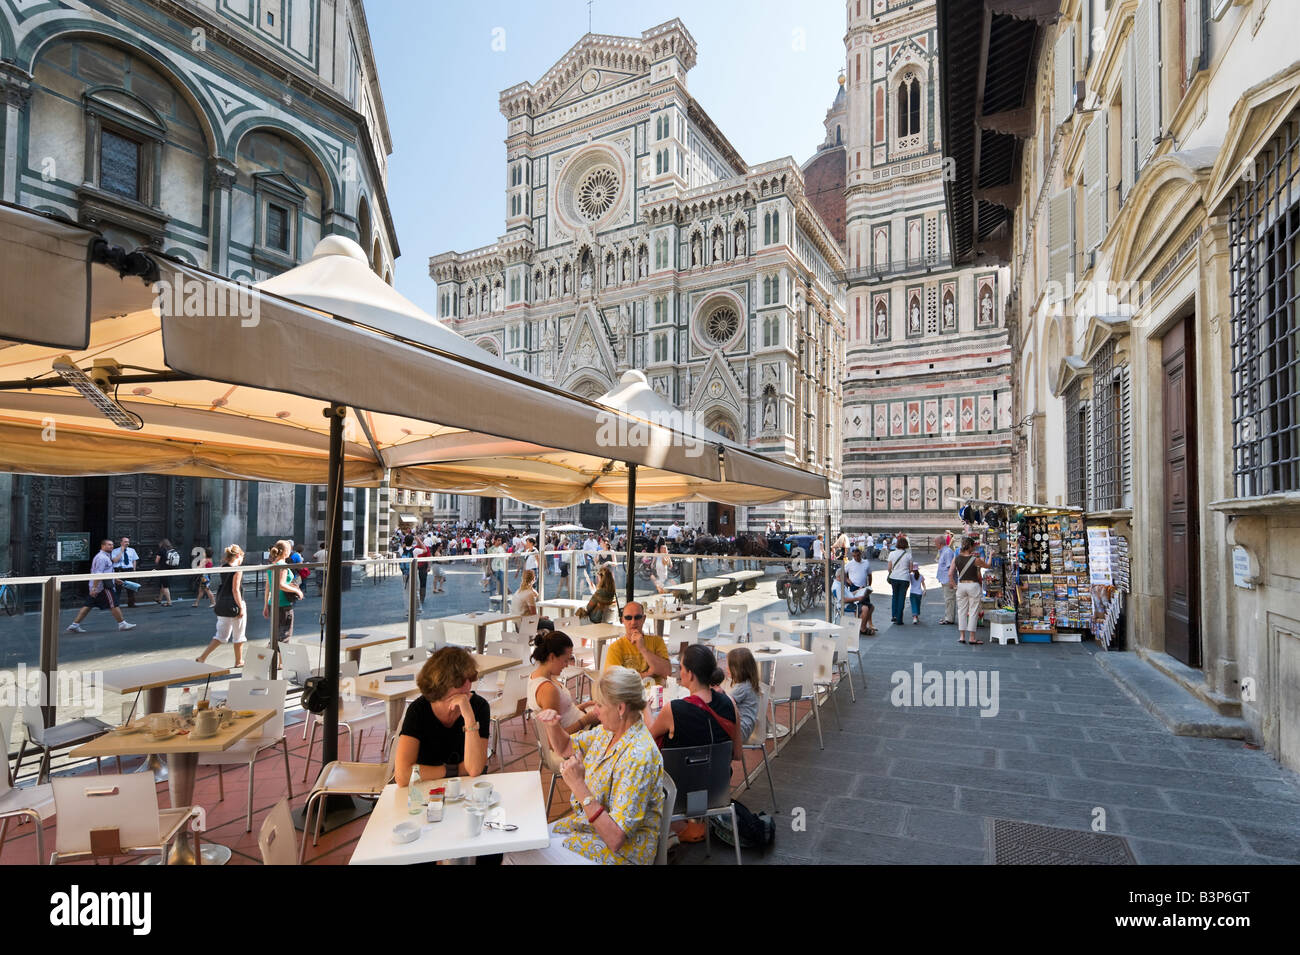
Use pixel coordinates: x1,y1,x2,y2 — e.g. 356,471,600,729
301,732,400,863
738,684,777,811
14,703,114,784
487,669,532,773
389,647,427,669
833,622,863,700
771,658,823,749
419,618,446,651
199,679,293,831
49,773,199,865
718,604,750,641
301,661,388,781
810,635,842,732
257,796,298,865
529,709,564,817
0,706,55,864
243,646,275,681
515,614,540,640
655,773,677,866
661,741,741,865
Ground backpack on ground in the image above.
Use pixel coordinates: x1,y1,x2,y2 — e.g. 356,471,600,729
708,800,775,850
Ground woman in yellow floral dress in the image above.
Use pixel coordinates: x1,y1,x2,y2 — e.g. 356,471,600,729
506,666,664,864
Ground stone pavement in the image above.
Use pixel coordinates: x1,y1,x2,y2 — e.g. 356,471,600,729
675,610,1300,865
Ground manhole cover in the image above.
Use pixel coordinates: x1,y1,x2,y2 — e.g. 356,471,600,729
992,819,1136,865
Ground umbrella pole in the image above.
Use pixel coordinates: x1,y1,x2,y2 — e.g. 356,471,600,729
538,510,546,604
294,404,371,834
625,464,637,606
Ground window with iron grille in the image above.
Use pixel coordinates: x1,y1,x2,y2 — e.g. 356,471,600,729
99,128,141,200
1065,379,1088,507
1230,108,1300,497
1091,339,1123,510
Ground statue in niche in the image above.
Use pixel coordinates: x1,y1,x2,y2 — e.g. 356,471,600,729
621,253,630,281
638,246,648,277
548,270,556,297
980,289,994,325
605,256,615,285
563,265,572,294
874,306,887,339
581,256,593,291
735,225,746,256
943,297,955,329
909,300,921,334
690,233,701,266
763,395,777,432
713,231,723,261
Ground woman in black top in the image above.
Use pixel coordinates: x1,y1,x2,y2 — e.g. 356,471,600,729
949,536,991,645
395,647,491,783
649,644,739,750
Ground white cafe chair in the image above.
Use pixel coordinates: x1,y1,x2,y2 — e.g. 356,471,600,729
718,604,750,641
199,679,293,831
0,706,55,864
301,661,388,781
49,773,199,865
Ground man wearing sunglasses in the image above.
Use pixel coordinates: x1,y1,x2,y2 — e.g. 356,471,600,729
603,601,671,686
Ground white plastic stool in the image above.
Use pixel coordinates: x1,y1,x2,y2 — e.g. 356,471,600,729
990,621,1019,645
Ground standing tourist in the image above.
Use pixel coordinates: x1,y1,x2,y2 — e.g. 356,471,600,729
192,547,216,608
196,544,247,666
263,540,302,642
934,535,957,625
110,536,139,608
66,539,136,633
886,536,913,625
908,559,927,624
153,538,180,606
949,536,990,646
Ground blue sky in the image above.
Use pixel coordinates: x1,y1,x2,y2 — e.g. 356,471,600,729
364,0,846,316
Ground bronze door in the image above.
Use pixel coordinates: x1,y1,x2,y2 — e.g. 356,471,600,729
1162,318,1200,668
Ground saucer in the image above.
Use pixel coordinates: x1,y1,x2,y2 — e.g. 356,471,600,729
466,793,501,810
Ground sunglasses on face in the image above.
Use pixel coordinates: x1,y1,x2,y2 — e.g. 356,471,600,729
623,614,644,620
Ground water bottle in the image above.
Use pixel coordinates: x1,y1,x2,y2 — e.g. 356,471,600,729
178,687,194,719
407,767,422,815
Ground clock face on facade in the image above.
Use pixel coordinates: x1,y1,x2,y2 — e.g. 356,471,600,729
580,69,600,93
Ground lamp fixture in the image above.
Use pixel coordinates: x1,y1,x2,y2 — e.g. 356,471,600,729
51,356,143,430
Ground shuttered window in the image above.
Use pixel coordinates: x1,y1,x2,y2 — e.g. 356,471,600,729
1054,24,1076,128
1048,190,1076,292
1084,114,1108,257
1134,0,1161,171
1121,40,1136,201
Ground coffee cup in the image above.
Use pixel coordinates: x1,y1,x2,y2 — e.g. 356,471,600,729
195,699,210,712
444,778,461,800
148,714,173,739
214,706,233,727
472,780,493,806
193,709,219,738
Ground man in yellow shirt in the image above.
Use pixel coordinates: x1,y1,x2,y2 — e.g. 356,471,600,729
602,601,671,686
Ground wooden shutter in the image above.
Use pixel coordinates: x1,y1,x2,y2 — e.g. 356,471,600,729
1048,190,1075,291
1184,0,1204,83
1054,24,1076,127
1121,40,1136,200
1084,399,1095,510
1134,0,1161,170
1084,114,1108,254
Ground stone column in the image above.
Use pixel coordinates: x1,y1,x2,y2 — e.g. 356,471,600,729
0,65,33,203
207,158,238,275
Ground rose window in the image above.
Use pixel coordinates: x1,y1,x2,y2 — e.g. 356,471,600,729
704,306,739,345
576,168,619,221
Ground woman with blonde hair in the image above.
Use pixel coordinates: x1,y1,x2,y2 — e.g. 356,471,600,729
507,666,664,865
263,539,302,642
510,568,538,620
196,544,248,666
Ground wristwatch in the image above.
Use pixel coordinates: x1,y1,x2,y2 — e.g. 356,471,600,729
581,795,597,808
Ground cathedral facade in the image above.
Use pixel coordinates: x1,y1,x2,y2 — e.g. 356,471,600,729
841,0,1013,539
430,20,844,534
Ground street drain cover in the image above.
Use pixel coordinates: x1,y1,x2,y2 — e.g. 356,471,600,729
992,819,1136,865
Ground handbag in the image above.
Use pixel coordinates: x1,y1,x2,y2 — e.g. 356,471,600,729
300,676,333,714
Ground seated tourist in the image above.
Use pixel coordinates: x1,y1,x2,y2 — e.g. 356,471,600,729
602,600,671,686
649,644,740,753
577,565,618,623
527,630,599,734
511,568,538,619
725,646,762,744
394,647,490,784
505,666,664,865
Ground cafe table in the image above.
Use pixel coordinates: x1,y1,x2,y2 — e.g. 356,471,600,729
349,771,549,864
355,652,522,734
70,708,274,865
712,641,813,739
293,631,405,665
560,621,625,669
642,603,708,637
535,597,589,615
99,659,231,777
765,617,842,650
438,611,523,653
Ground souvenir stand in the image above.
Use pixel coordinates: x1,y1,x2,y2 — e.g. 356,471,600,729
1084,524,1130,649
956,500,1094,644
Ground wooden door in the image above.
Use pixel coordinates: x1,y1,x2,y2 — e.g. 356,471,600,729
1162,318,1200,668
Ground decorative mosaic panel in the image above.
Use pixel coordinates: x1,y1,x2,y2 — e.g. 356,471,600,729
890,477,906,509
978,395,994,431
924,399,939,435
874,478,888,510
959,396,975,433
890,402,905,437
874,404,888,437
907,401,921,436
907,476,923,510
924,475,940,510
942,398,957,437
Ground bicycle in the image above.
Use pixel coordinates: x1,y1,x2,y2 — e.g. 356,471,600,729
0,572,16,615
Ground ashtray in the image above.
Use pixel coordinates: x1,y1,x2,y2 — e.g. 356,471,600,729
392,822,421,844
